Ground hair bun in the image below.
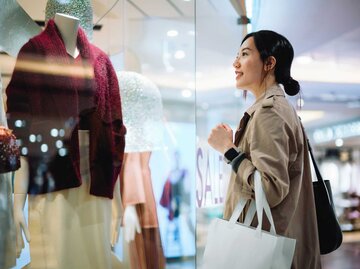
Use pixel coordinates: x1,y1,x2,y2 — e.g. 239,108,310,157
283,77,300,96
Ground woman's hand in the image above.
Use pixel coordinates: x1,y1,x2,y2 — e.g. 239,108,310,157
208,123,235,154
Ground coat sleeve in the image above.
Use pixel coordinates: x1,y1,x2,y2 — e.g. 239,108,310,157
235,106,295,207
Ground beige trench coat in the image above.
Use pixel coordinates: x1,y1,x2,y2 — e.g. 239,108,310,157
223,85,322,269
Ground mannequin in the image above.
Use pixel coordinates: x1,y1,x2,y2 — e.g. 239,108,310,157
54,13,80,58
9,13,125,268
13,13,80,255
117,71,165,269
0,74,17,269
13,12,81,257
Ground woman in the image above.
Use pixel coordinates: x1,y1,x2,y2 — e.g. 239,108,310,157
208,30,321,268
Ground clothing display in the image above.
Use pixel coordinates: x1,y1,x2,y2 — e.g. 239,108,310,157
6,19,126,198
117,71,165,268
117,71,164,153
0,75,16,269
6,17,126,268
45,0,93,40
223,85,321,269
120,152,166,269
25,131,122,269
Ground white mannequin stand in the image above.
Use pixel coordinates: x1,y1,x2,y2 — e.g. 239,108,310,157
13,13,123,268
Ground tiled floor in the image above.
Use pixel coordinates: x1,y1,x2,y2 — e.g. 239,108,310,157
321,232,360,269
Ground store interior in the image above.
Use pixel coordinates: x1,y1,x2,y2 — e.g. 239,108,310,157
1,0,360,268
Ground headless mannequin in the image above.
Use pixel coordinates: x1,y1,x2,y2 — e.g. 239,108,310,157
13,13,122,264
116,71,165,268
54,13,79,58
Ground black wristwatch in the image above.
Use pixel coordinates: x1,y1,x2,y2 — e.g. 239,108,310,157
224,148,240,164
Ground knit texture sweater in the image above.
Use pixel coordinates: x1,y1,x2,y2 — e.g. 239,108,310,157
6,20,126,198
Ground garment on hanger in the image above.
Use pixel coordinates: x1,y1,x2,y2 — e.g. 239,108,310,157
45,0,93,40
0,74,16,269
6,19,126,198
120,151,166,269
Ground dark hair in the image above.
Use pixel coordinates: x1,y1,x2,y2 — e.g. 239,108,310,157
241,30,300,96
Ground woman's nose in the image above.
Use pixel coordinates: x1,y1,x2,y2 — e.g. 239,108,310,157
233,58,240,68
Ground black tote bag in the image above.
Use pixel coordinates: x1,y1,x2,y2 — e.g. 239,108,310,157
307,139,343,255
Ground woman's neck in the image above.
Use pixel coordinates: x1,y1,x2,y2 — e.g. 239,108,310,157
252,74,277,100
54,13,80,58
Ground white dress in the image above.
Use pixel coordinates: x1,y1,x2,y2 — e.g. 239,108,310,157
25,130,122,269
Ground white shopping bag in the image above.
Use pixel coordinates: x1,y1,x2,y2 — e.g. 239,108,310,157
202,171,296,269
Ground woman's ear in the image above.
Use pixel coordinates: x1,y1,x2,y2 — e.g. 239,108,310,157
264,56,276,71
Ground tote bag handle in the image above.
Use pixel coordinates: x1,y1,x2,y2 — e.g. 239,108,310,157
229,171,277,236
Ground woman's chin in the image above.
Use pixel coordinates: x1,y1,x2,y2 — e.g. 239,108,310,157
236,82,247,90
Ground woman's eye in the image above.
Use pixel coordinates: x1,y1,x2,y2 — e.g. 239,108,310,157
242,52,248,56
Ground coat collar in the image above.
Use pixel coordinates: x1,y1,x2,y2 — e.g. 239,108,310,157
43,19,92,62
246,84,285,116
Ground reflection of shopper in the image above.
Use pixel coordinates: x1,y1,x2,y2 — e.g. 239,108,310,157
208,30,321,268
160,152,189,222
160,151,194,254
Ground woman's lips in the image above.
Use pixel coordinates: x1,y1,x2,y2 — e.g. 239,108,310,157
235,71,243,79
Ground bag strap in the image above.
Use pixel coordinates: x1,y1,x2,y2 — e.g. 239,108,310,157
254,171,276,235
299,120,324,183
229,171,277,236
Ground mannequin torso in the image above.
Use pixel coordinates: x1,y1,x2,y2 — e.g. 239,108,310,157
54,13,79,58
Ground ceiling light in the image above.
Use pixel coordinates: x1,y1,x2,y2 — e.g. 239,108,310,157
59,129,65,137
15,120,23,127
56,140,64,149
335,139,344,147
21,147,28,155
59,148,67,157
174,50,186,59
181,89,192,98
51,128,58,137
41,144,48,153
167,30,178,37
29,134,36,143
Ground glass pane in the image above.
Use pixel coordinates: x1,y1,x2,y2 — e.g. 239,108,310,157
195,0,248,267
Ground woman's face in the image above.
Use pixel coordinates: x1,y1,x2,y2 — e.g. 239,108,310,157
233,36,264,91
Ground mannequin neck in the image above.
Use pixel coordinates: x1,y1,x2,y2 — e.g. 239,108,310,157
54,13,80,58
